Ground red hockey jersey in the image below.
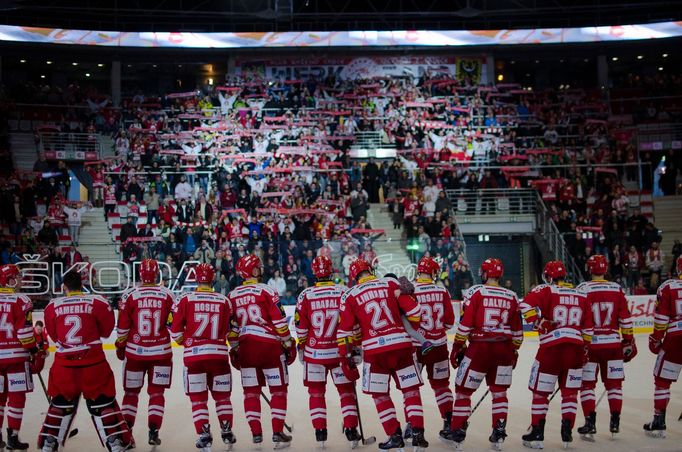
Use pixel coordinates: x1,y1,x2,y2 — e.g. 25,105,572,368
44,291,114,367
456,284,523,347
653,277,682,340
337,276,420,356
117,285,176,360
295,282,347,364
0,289,35,364
413,279,455,347
577,280,633,347
170,288,233,364
520,282,593,348
226,282,291,345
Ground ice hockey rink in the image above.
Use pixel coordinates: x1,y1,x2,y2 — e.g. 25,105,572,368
24,334,681,452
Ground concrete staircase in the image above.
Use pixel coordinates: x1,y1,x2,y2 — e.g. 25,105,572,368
79,208,121,286
653,195,682,270
366,203,414,277
9,133,37,171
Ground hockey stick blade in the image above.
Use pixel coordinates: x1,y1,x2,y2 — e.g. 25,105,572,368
284,422,293,433
678,411,682,421
69,429,78,438
362,436,376,445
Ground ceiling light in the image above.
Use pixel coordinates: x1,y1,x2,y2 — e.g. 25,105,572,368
662,53,668,57
637,55,643,60
19,59,26,63
497,74,504,81
659,67,664,71
46,60,52,65
611,57,618,61
72,62,78,66
40,75,46,79
85,73,91,77
97,63,104,67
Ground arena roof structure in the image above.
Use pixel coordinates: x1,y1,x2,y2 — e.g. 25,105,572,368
0,0,681,33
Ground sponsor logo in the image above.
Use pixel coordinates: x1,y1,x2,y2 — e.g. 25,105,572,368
266,374,279,380
468,375,483,384
154,371,170,380
214,379,230,386
9,378,25,386
609,365,623,374
569,374,582,382
378,337,385,345
399,372,417,382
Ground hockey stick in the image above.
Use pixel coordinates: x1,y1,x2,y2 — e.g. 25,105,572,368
595,389,607,408
352,384,376,446
470,389,490,416
678,411,682,422
261,392,293,433
37,372,51,404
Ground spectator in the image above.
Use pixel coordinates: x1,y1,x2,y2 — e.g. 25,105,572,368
645,241,664,289
193,239,215,264
144,186,160,225
174,175,193,200
267,269,286,297
62,201,90,246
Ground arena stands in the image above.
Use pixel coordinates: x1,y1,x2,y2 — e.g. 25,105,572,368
2,67,677,298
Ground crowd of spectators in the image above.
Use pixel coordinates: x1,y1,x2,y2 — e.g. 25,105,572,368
2,65,680,298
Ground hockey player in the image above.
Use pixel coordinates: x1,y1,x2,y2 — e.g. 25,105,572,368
411,257,455,437
170,263,236,451
0,265,36,450
576,254,636,440
115,259,176,446
643,255,682,437
39,271,132,452
227,254,296,449
443,258,522,450
519,261,593,449
295,255,361,448
337,258,429,451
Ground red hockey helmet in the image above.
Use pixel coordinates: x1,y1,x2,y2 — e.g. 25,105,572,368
236,254,262,279
348,258,373,283
312,255,333,279
195,263,215,285
543,260,567,282
480,258,504,281
586,254,608,276
417,256,440,279
139,258,159,284
0,265,19,287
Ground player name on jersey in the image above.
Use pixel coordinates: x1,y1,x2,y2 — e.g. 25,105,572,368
53,304,94,316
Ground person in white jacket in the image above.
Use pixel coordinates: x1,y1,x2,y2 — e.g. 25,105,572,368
267,270,287,296
62,201,91,245
174,175,193,200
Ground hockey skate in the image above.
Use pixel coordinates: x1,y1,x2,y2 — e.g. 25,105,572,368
107,436,129,452
315,428,327,449
273,431,292,449
522,419,545,449
560,419,572,449
220,421,236,449
609,412,620,437
0,432,6,449
345,427,361,449
440,427,466,451
643,412,666,438
403,423,412,440
378,428,405,451
195,424,213,451
577,412,596,442
438,412,452,437
40,436,57,452
148,427,161,446
489,420,507,451
411,427,428,452
5,429,28,450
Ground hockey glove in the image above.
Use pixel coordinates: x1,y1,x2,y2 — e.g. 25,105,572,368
115,338,126,361
340,359,360,382
229,346,240,370
535,318,558,335
648,335,663,355
449,342,467,369
297,345,305,365
512,349,519,369
622,338,638,363
283,340,297,366
351,347,363,366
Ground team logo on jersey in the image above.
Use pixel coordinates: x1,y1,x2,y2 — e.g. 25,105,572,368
186,338,193,347
309,338,317,346
133,334,141,343
369,330,377,337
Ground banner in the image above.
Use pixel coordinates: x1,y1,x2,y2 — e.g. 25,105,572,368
456,58,483,85
236,56,460,81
